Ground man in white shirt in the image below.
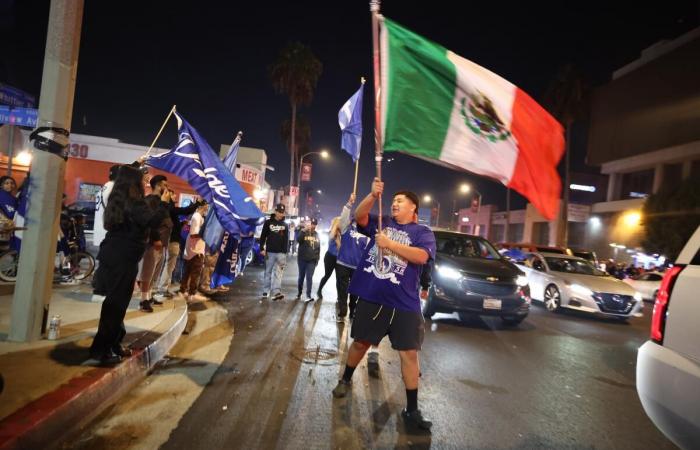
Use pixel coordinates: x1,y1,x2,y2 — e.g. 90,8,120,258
179,202,208,301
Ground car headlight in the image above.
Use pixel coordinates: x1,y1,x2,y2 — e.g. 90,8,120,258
633,292,642,302
516,275,528,287
437,265,462,280
570,283,593,297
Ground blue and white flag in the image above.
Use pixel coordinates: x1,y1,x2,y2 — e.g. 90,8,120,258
338,83,364,162
210,231,239,289
203,132,243,252
147,113,263,239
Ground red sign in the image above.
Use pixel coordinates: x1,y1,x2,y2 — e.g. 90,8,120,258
301,163,312,182
289,186,299,197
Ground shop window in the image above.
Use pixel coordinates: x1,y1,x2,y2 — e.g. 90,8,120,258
620,169,654,199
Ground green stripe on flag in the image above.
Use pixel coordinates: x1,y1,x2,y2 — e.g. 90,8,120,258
383,18,456,159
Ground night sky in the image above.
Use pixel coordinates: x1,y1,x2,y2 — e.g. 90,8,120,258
2,1,698,222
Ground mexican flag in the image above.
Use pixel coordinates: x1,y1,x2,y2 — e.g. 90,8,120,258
380,18,565,220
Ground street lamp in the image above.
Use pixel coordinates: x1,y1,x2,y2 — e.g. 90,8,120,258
453,183,473,230
460,183,483,235
297,149,329,215
423,194,440,228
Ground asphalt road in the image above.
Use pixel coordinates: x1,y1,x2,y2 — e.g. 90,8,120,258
67,260,677,450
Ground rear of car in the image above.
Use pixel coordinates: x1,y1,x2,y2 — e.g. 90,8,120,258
637,225,700,449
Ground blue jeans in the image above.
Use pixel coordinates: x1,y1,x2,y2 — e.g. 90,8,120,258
264,252,287,295
297,259,317,297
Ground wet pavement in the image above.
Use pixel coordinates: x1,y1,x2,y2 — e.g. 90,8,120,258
66,259,677,450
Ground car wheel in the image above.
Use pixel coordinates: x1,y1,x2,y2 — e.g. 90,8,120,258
501,316,525,326
543,285,561,312
421,287,437,319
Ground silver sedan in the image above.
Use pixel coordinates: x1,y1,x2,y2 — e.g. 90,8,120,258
518,252,643,319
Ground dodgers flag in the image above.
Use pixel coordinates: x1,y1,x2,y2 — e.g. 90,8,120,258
203,131,242,252
338,82,364,162
146,113,264,238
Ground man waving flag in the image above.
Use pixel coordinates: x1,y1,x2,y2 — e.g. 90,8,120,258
146,112,264,238
380,18,564,219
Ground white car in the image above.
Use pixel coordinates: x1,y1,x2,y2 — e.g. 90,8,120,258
637,225,700,449
519,252,643,319
623,271,664,301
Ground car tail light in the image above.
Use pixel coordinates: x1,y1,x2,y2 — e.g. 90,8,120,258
651,266,684,344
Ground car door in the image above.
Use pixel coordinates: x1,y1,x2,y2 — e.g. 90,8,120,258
527,255,549,300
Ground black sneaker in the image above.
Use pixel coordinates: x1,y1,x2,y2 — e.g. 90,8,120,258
332,379,352,398
304,296,315,303
140,300,154,313
150,297,163,306
262,292,269,299
273,293,284,301
316,290,323,300
401,408,432,430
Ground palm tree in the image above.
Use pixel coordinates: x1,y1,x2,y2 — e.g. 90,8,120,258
269,42,323,188
280,116,311,158
543,64,588,247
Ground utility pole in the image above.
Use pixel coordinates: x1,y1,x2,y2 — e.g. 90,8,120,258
10,0,84,342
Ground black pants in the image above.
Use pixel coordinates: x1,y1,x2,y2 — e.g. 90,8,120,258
335,264,358,317
90,241,142,358
317,251,337,295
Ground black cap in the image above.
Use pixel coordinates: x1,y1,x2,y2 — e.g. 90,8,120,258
310,218,318,225
275,203,286,213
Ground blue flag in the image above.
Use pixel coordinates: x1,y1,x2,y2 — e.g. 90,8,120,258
203,132,243,252
147,113,263,239
210,231,239,288
338,83,364,162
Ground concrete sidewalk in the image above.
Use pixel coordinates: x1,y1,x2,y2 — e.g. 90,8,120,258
0,282,187,450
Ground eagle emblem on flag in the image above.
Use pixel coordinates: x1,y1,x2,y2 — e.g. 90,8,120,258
460,92,512,143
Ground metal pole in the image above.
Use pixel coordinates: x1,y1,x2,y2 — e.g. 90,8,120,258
435,201,441,228
7,125,14,176
10,0,84,342
370,0,383,231
505,187,511,242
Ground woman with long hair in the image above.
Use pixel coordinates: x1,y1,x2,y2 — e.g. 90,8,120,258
316,216,341,300
89,165,168,364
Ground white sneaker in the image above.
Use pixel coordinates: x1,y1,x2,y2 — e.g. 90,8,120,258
304,296,315,303
91,294,106,303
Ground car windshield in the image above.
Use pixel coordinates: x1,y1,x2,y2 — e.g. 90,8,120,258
545,257,607,276
436,235,501,259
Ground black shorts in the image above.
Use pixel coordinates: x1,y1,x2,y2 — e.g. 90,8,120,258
351,299,425,351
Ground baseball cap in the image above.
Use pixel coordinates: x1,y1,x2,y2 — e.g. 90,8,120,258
275,203,286,213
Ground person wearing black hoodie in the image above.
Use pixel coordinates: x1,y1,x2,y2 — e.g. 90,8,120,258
259,203,288,301
89,165,168,365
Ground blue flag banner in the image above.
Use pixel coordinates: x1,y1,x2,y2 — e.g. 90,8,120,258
210,232,239,288
147,114,263,239
236,234,256,275
338,83,364,162
203,132,243,252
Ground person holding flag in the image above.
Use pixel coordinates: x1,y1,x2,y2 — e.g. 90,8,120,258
332,178,436,431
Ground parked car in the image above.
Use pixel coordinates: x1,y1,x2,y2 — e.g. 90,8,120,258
637,225,700,449
498,242,571,257
518,252,643,319
623,271,664,302
421,231,530,326
570,248,599,267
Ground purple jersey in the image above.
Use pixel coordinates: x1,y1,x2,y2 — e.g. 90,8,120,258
349,214,436,313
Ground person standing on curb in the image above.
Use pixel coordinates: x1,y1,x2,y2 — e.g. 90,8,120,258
295,218,320,302
155,191,202,298
89,165,168,365
138,175,172,312
316,216,341,300
332,178,436,431
260,203,288,301
91,165,120,302
180,202,209,302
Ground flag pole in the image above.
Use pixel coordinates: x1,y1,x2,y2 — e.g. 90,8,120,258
352,76,367,196
145,104,176,156
370,1,383,232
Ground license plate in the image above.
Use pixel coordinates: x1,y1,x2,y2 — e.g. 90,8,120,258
483,298,502,309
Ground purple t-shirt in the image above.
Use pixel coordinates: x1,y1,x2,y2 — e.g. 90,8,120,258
348,214,436,313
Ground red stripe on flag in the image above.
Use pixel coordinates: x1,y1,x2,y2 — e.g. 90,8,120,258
508,88,565,220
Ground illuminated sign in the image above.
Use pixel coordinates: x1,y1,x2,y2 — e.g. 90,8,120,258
629,192,648,198
569,184,596,192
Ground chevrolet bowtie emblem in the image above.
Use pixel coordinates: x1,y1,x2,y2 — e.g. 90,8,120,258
486,276,499,282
